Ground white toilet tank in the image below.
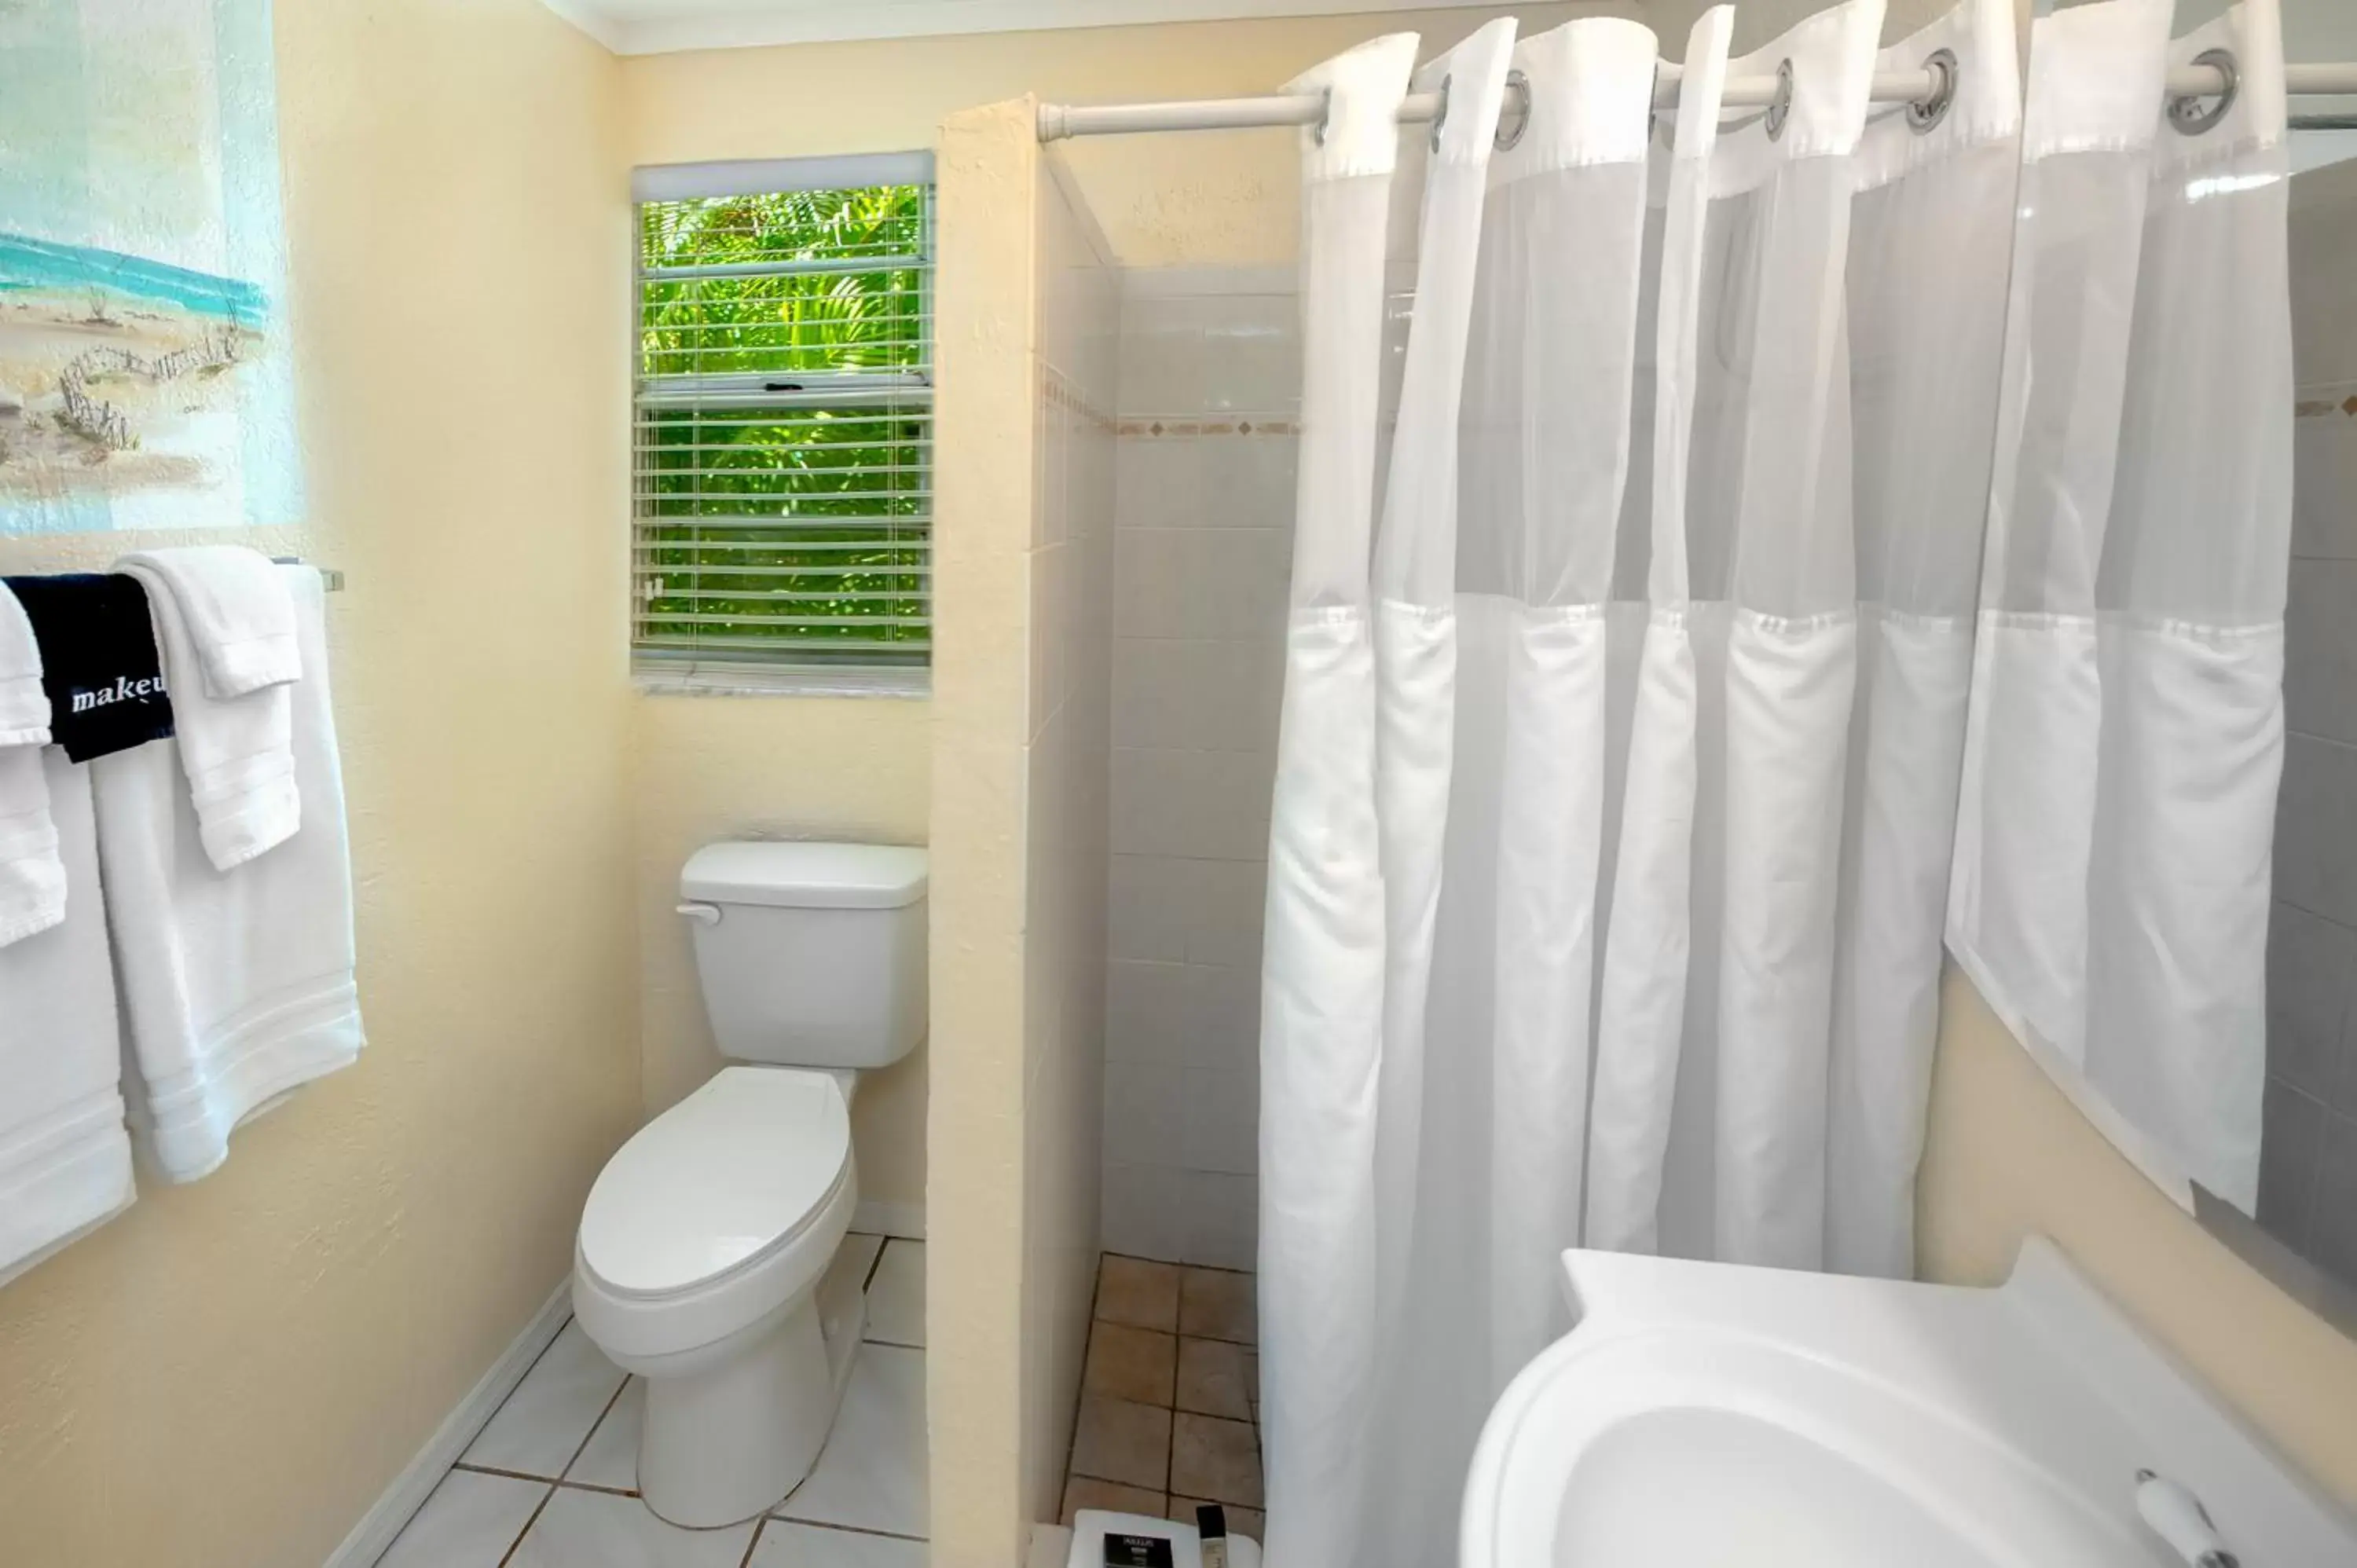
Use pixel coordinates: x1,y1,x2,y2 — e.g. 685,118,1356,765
678,841,927,1069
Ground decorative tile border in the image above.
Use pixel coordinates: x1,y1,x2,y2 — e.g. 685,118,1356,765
1041,362,1117,434
1115,418,1298,438
2297,383,2357,419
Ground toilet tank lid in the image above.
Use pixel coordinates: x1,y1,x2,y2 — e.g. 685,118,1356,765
681,841,929,910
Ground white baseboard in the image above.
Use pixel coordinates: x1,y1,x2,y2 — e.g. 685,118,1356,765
854,1200,925,1240
323,1280,574,1568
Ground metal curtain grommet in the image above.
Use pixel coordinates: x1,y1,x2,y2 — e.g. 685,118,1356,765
2169,47,2239,136
1908,47,1959,135
1496,68,1531,151
1765,57,1795,141
1313,86,1332,145
1431,73,1453,152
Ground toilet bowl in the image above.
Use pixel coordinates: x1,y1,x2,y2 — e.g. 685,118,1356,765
573,1066,859,1526
570,841,927,1529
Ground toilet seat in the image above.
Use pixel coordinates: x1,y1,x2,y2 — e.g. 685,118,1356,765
574,1067,856,1362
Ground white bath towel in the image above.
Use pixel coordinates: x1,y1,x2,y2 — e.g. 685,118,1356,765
0,581,64,947
0,580,47,746
0,749,135,1284
97,566,363,1184
116,558,298,870
116,546,302,698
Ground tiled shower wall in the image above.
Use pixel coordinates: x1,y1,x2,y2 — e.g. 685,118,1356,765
1101,269,1299,1267
2259,157,2357,1279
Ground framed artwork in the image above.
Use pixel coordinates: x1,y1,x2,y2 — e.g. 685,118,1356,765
0,0,300,534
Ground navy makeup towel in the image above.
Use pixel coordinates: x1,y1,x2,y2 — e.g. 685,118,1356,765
2,574,174,763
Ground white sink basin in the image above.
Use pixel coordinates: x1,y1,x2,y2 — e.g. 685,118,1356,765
1460,1240,2357,1567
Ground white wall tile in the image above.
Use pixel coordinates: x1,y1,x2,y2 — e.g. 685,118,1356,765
1182,859,1268,969
1104,273,1302,1266
2308,1106,2357,1285
2267,901,2356,1101
1104,1058,1187,1169
1103,1160,1186,1260
1109,853,1192,962
1111,748,1274,862
2275,734,2357,928
1107,958,1198,1067
2293,412,2357,562
1204,435,1299,531
1113,639,1284,753
2285,558,2357,743
1116,437,1208,533
1181,1171,1259,1272
1116,529,1291,642
1181,1066,1258,1178
2260,1078,2326,1255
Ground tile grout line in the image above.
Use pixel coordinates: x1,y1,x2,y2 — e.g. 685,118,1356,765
736,1515,768,1568
494,1482,559,1568
555,1372,634,1487
770,1516,933,1544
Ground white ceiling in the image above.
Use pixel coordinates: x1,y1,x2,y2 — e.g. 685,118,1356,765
540,0,1530,56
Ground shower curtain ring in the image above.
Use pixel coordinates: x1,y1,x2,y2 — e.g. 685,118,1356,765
1314,86,1333,145
1431,73,1453,152
1496,69,1531,151
2168,48,2239,136
1765,58,1795,141
1908,48,1959,134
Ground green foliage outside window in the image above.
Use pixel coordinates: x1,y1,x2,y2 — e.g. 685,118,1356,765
635,185,932,662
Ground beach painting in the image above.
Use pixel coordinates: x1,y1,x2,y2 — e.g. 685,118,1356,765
0,0,300,535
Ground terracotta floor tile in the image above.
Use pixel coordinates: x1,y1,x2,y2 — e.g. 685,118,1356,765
1170,1411,1262,1508
1085,1322,1178,1407
1178,1268,1255,1344
1174,1336,1251,1420
1070,1395,1173,1491
1171,1497,1266,1546
1063,1476,1164,1528
1098,1255,1182,1332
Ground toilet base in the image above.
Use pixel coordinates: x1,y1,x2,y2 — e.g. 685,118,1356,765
636,1291,841,1528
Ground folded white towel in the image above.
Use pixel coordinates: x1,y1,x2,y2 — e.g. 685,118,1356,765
116,559,298,870
0,581,64,947
97,566,362,1184
115,547,301,698
0,749,65,948
0,749,134,1285
0,581,48,746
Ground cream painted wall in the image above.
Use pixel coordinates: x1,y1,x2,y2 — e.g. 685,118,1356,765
618,4,1611,266
930,97,1047,1568
0,4,637,1566
1919,964,2357,1510
632,696,932,1219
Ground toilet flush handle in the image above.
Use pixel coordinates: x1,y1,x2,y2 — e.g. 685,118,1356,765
676,902,721,925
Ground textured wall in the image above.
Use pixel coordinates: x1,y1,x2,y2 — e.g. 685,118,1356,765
1919,963,2357,1509
930,96,1044,1568
0,3,638,1564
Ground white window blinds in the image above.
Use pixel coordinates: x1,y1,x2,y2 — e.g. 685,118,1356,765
632,154,935,683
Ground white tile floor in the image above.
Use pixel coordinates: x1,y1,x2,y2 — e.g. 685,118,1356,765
376,1235,926,1568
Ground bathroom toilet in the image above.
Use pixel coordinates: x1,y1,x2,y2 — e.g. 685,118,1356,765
571,841,926,1529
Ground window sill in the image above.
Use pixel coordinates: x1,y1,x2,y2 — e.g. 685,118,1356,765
632,663,930,699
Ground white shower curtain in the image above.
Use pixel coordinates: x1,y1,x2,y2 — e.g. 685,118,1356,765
1949,0,2290,1212
1259,2,2020,1563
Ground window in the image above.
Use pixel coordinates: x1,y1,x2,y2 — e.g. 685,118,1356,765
632,155,934,692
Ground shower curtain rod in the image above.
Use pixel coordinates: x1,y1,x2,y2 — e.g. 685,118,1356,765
1036,59,2357,141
